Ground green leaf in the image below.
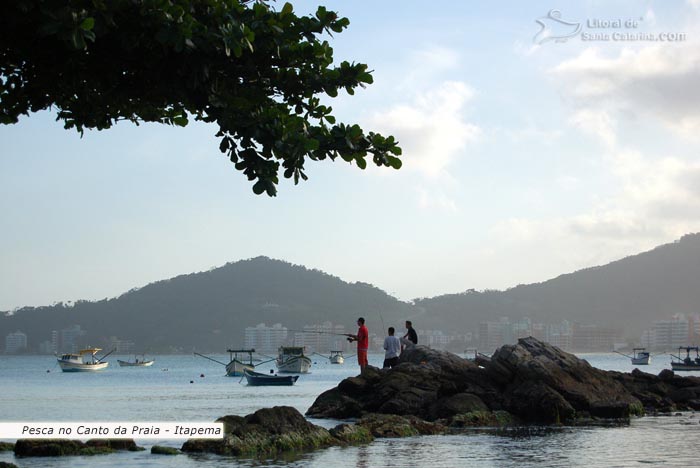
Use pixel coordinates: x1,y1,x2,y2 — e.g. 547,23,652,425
252,180,266,195
386,155,402,169
80,17,95,31
281,2,293,17
304,138,319,151
173,115,188,127
356,157,367,169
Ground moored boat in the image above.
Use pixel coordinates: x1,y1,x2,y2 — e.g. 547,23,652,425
329,350,344,365
276,346,311,373
631,348,651,365
224,349,255,377
118,354,155,367
57,348,112,372
243,368,299,386
670,346,700,371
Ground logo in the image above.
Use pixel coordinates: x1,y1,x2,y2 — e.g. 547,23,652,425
533,9,582,44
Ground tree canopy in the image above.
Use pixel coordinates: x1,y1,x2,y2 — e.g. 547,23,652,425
0,0,402,195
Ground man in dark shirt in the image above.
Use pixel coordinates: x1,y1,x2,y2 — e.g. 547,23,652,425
402,320,418,348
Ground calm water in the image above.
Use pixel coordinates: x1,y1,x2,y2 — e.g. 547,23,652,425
1,352,698,468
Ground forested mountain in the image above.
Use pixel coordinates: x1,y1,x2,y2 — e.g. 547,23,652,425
0,257,416,352
414,233,700,339
3,234,700,352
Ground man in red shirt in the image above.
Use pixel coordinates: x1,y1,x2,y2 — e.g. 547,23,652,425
348,317,369,370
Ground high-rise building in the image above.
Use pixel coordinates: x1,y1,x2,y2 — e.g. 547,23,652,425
60,325,85,353
652,315,690,350
5,331,27,354
244,323,289,353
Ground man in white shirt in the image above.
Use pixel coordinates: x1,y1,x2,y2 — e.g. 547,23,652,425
383,327,401,368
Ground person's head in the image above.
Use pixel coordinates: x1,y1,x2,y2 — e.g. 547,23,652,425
388,327,395,335
357,317,365,325
405,320,412,329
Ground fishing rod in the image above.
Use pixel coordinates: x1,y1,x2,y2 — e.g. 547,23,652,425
193,352,228,366
96,348,116,362
286,329,352,337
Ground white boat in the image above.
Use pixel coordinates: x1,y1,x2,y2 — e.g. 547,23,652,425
614,348,651,366
329,350,344,365
631,348,651,365
276,346,311,373
117,354,155,367
57,348,111,372
224,349,255,377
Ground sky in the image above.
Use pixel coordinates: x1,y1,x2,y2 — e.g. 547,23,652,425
2,0,700,310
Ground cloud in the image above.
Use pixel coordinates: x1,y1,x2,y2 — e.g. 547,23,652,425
552,44,700,136
368,80,480,178
568,108,617,147
416,186,458,213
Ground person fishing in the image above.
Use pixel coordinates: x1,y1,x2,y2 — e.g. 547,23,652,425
401,320,418,350
347,317,369,371
383,327,400,368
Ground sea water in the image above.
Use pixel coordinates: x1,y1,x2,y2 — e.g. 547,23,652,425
1,353,698,468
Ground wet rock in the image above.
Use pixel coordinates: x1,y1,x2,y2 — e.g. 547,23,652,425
13,439,142,457
181,406,336,456
443,410,516,428
0,462,19,468
151,445,179,455
356,414,447,438
0,442,14,451
329,424,374,444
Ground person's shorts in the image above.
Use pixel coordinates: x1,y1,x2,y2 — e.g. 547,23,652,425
357,349,368,366
383,356,399,368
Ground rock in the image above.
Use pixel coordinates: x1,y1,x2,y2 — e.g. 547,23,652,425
151,445,180,455
308,346,495,421
307,337,700,426
0,442,14,451
329,424,374,444
356,414,447,438
0,462,19,468
443,410,516,428
13,439,142,457
181,406,336,456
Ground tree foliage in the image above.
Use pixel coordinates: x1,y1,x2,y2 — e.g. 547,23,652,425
0,0,402,195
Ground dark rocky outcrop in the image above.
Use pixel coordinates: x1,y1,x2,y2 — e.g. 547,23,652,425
181,406,337,456
0,462,19,468
151,445,180,455
307,337,700,425
13,438,143,457
0,442,14,452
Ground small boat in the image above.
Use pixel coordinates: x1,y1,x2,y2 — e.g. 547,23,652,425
243,368,299,386
225,349,255,377
57,347,113,372
118,354,155,367
670,346,700,371
631,348,651,365
329,350,344,365
276,346,312,373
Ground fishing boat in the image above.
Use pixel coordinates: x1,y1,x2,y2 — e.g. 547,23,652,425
57,347,113,372
614,347,651,365
329,350,344,365
670,346,700,371
117,354,155,367
224,349,255,377
276,346,312,373
243,368,299,386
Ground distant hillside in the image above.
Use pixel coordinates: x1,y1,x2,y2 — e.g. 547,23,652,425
0,257,416,352
3,234,700,352
414,233,700,339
